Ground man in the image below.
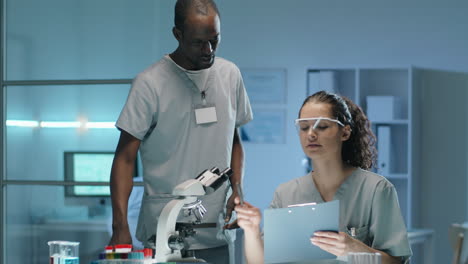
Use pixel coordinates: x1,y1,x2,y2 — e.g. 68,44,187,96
109,0,252,262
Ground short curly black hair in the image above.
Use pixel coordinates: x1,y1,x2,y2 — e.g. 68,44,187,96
299,90,377,170
174,0,220,31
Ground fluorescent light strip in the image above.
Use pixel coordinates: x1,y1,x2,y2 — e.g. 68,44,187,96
86,122,116,129
6,120,117,129
40,121,81,128
6,120,39,127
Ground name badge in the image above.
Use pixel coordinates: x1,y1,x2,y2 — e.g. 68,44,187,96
195,106,217,124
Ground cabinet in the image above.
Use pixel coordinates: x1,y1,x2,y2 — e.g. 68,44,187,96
307,67,415,228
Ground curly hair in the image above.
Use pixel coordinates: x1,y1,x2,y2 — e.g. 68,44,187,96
299,91,377,170
174,0,220,31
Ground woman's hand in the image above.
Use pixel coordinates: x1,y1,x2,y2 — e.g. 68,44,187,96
234,197,262,236
311,231,403,264
232,197,265,264
310,231,371,256
223,197,262,233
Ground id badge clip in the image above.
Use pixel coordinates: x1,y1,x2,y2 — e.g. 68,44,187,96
195,91,217,125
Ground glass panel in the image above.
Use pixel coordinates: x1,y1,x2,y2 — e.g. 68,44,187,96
5,185,112,264
6,84,129,180
6,0,158,80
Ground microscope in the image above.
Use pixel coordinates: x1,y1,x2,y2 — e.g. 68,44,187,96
154,167,233,263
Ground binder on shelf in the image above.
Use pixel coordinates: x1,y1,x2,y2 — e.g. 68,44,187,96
367,96,402,121
307,71,336,95
377,125,391,176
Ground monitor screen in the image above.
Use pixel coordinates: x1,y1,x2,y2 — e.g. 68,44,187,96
64,151,138,197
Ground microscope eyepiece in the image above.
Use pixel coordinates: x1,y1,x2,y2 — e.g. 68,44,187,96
220,168,233,179
210,167,220,174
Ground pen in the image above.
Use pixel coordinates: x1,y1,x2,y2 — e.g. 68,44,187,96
236,183,244,205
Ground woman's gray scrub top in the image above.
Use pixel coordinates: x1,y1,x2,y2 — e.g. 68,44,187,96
270,168,412,262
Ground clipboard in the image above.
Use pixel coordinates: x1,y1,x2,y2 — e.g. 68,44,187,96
264,200,340,264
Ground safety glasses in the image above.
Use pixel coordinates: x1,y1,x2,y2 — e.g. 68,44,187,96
294,117,344,133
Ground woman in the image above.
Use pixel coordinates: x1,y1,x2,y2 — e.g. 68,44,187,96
234,91,412,264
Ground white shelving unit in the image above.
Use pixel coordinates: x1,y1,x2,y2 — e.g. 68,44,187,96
307,67,414,228
308,66,468,263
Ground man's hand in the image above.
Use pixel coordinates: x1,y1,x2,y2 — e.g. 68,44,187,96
109,225,132,246
224,192,238,224
224,218,240,230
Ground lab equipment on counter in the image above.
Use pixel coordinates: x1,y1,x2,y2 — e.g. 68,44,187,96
91,168,230,264
48,240,80,264
91,245,154,264
90,246,213,264
114,244,133,253
155,167,232,263
91,259,211,264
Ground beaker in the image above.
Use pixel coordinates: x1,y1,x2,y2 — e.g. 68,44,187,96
48,240,80,264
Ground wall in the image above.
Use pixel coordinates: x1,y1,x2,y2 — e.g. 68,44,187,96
6,0,159,80
415,69,468,262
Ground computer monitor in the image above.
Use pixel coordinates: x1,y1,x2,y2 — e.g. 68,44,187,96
64,151,138,197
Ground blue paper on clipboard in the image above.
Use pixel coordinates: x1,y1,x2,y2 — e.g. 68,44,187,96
264,200,340,264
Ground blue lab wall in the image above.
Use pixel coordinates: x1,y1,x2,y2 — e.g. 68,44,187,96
5,0,468,263
6,0,158,80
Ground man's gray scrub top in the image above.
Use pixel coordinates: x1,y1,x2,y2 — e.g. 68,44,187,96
116,55,252,249
270,168,412,261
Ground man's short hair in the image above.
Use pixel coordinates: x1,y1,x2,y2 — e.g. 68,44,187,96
174,0,220,31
